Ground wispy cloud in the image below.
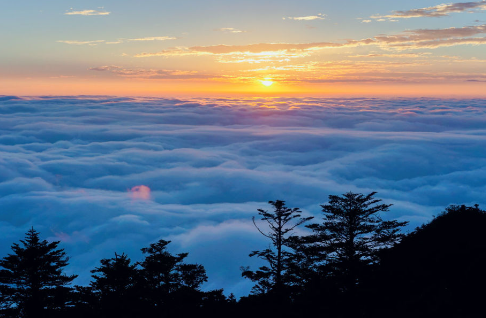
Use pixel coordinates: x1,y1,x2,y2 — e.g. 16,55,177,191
65,9,111,16
374,24,486,49
215,28,246,33
57,36,176,46
370,1,486,21
57,40,105,46
134,42,344,63
88,65,215,80
126,36,177,41
349,53,432,58
134,25,486,62
135,42,343,59
284,13,326,21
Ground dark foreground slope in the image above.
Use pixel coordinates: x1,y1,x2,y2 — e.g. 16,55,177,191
372,205,486,318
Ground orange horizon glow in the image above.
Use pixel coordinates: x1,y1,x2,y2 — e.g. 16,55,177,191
3,2,486,100
2,78,486,98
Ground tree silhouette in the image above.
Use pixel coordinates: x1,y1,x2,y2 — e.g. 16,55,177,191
90,253,140,318
307,192,407,295
242,200,313,297
0,228,77,318
138,239,208,317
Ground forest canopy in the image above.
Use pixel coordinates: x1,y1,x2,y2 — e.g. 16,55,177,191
0,193,484,318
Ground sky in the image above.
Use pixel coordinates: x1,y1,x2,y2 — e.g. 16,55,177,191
2,0,486,95
1,95,486,296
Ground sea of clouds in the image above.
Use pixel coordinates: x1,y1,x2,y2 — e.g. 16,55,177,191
1,95,485,296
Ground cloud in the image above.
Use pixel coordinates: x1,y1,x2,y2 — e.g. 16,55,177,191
134,25,486,63
349,53,432,58
284,13,326,21
370,1,486,21
388,36,486,49
57,36,176,46
1,96,486,297
126,36,177,41
65,9,111,16
134,41,349,63
88,65,214,80
57,40,105,46
215,28,246,34
373,25,486,50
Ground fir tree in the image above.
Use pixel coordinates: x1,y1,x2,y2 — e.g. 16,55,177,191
308,192,407,293
242,200,313,296
138,239,208,317
0,228,77,318
90,253,140,318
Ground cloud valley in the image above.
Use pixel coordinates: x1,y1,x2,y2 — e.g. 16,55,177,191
0,96,485,296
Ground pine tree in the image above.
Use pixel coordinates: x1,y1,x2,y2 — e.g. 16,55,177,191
0,228,77,318
308,192,407,294
138,240,208,317
90,253,140,318
242,200,313,296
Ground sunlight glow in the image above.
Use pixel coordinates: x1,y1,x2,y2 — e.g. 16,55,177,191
260,79,274,87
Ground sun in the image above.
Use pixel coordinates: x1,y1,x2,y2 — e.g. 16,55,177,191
260,79,274,87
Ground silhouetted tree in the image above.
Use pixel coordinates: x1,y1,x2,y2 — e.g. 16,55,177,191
68,285,99,317
0,228,77,318
242,200,313,297
90,253,141,318
138,239,208,317
307,192,407,295
284,235,323,294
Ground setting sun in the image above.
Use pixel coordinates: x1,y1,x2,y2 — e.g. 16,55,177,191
260,79,274,87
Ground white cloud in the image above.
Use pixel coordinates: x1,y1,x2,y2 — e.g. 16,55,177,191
65,9,110,16
57,37,176,46
284,13,326,21
127,36,177,41
57,40,105,46
215,28,246,33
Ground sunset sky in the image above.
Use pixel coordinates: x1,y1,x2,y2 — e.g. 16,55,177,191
2,0,486,95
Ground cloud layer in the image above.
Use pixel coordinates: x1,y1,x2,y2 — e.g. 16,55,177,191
371,1,486,20
135,24,486,64
1,96,485,296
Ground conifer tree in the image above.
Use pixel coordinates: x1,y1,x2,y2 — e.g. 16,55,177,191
90,253,140,318
0,228,77,318
242,200,313,296
138,239,208,316
308,192,407,293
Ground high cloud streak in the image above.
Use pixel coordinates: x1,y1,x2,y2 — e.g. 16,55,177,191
371,1,486,20
1,96,486,296
284,13,326,21
65,9,111,16
135,24,486,63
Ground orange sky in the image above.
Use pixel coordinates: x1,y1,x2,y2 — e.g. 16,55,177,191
3,78,486,98
2,0,486,96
